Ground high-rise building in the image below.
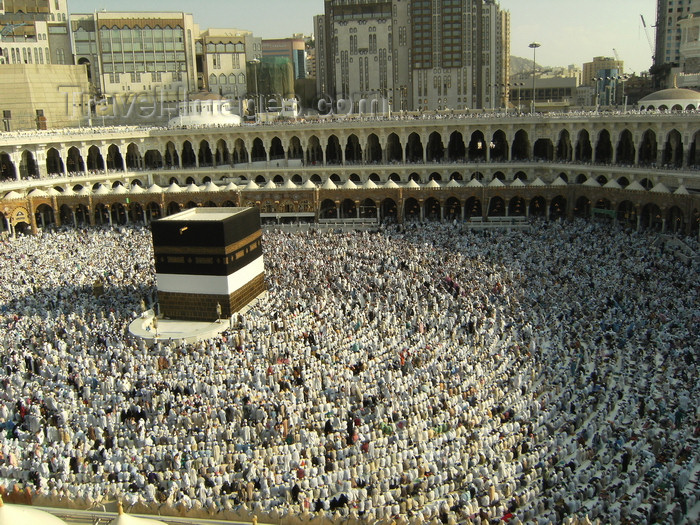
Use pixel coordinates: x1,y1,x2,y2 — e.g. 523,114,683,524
69,11,199,104
678,0,700,87
654,0,696,86
262,37,306,79
315,0,509,112
196,28,260,98
0,1,89,130
0,0,71,66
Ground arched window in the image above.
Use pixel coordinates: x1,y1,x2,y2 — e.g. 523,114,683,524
219,73,227,85
239,72,245,84
209,73,217,85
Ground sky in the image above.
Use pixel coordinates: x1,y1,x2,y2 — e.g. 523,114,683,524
70,0,658,74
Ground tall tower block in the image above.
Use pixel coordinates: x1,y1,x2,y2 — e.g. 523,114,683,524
151,208,266,321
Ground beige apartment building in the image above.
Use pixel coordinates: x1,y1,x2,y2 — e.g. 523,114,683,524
69,11,199,107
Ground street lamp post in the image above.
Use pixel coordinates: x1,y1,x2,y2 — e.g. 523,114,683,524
250,58,260,121
529,42,541,114
592,77,603,113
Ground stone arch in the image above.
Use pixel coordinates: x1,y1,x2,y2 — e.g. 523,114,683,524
662,129,683,168
287,136,303,160
465,197,482,218
74,204,90,225
34,203,55,229
320,199,337,219
406,133,423,163
291,174,303,185
556,130,572,161
94,203,110,224
359,198,377,219
404,197,420,221
0,152,16,181
640,203,663,231
638,129,657,166
232,138,249,164
617,200,637,228
147,202,162,220
426,132,444,162
306,136,323,165
424,197,440,220
550,196,566,220
594,129,613,164
468,130,487,161
20,150,38,179
46,148,63,175
164,141,180,168
66,146,85,173
198,140,213,167
345,134,362,164
129,202,145,224
58,204,73,226
533,138,553,161
366,133,382,163
511,130,531,161
214,139,230,166
386,133,402,163
144,149,163,169
167,201,183,215
111,203,128,225
508,196,526,216
445,197,461,219
340,198,356,218
181,141,197,168
380,198,398,221
616,129,635,165
446,131,466,162
326,135,342,165
688,130,700,167
574,195,591,218
310,174,322,184
529,196,546,217
251,138,266,162
87,145,105,172
429,172,442,182
106,144,123,171
125,143,142,170
667,206,685,233
575,130,592,162
488,196,505,217
270,137,285,161
490,130,508,161
449,171,463,181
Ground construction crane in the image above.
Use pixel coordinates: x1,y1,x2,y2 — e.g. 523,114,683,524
640,14,655,57
0,22,28,38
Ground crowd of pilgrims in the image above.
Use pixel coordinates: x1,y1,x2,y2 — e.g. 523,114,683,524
0,220,697,525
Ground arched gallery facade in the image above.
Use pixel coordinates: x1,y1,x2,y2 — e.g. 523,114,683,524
0,111,698,236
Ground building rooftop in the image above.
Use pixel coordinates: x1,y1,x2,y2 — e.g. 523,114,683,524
158,207,248,222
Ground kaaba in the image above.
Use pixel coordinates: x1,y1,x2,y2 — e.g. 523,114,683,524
151,207,266,322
